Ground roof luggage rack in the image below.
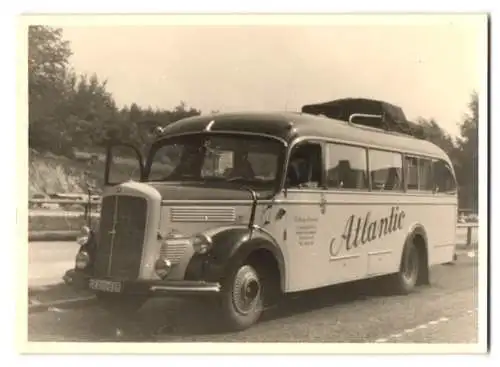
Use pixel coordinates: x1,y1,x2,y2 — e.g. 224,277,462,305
301,98,426,139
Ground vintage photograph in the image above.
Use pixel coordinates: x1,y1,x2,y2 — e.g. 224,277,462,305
22,14,487,350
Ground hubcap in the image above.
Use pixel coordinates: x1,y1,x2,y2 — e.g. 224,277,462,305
232,266,261,315
245,280,259,299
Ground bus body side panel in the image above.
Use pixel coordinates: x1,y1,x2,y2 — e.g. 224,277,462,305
322,192,406,284
422,195,458,266
283,191,458,293
325,192,458,279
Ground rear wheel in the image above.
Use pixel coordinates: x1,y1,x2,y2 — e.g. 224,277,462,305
218,264,264,331
389,241,420,294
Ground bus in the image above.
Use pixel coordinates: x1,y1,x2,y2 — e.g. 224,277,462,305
63,98,458,331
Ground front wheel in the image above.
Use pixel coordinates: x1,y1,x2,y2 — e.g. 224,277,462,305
218,264,264,331
389,241,420,294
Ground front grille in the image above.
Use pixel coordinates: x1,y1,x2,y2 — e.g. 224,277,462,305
94,195,147,279
93,196,115,276
170,206,236,223
160,239,189,265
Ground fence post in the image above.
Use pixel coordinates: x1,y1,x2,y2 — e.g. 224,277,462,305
84,200,89,221
466,226,472,247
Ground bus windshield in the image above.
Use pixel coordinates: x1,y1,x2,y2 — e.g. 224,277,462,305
145,134,285,190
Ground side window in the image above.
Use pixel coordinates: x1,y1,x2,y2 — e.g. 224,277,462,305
404,156,419,190
369,150,403,191
418,158,434,192
286,142,323,189
404,156,434,191
433,160,457,193
326,143,368,190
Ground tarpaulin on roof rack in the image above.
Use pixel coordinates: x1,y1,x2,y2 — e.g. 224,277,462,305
301,98,425,139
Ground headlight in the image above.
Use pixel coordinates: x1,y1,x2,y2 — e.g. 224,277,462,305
154,258,172,279
75,251,90,270
192,233,213,254
76,225,91,246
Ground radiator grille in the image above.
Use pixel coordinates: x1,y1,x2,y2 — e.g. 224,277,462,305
170,206,236,223
93,196,115,277
94,195,147,279
160,239,189,265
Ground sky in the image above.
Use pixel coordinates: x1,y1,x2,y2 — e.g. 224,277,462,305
60,16,487,137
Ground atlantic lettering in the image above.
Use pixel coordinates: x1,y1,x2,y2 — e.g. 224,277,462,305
378,217,390,238
329,206,406,257
398,211,406,229
367,221,377,242
361,212,370,244
342,215,354,250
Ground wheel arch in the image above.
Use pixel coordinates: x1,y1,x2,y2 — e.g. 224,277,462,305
241,238,285,295
184,226,286,293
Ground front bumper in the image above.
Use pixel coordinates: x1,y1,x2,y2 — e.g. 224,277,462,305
63,269,221,297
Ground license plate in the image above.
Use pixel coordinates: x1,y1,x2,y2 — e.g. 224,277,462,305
89,279,123,293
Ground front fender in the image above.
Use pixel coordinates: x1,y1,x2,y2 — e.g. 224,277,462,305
184,226,285,290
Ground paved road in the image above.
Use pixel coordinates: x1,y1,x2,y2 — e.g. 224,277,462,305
28,242,79,288
28,254,479,343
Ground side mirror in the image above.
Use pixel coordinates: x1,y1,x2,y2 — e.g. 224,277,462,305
104,143,145,186
284,176,291,188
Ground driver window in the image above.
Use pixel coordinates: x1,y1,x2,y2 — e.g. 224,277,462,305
286,142,323,189
222,151,256,180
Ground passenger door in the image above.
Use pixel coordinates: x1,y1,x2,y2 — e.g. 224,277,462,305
284,140,331,292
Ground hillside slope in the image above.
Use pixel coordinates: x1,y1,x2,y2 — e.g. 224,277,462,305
29,149,104,198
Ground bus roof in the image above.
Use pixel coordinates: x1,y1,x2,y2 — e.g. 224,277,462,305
158,111,451,163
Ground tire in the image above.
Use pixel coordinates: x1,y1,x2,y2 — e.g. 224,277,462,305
389,240,420,294
218,263,264,331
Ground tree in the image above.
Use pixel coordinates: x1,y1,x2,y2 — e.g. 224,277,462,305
28,26,122,155
454,91,479,211
28,26,74,154
28,26,72,123
61,73,118,149
167,101,201,122
120,101,202,150
416,117,455,155
27,26,205,158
